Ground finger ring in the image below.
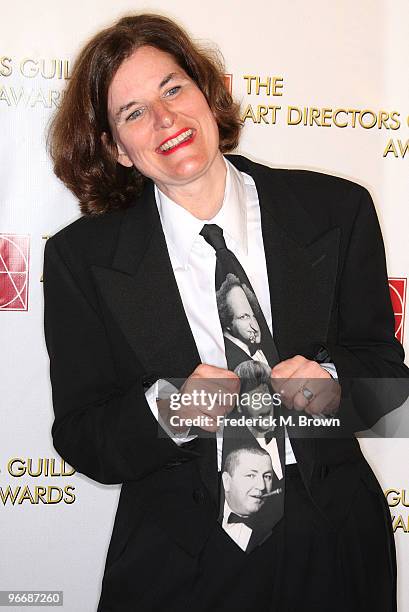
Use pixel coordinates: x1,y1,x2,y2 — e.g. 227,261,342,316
301,386,314,402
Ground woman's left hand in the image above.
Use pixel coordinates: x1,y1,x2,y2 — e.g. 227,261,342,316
270,355,341,416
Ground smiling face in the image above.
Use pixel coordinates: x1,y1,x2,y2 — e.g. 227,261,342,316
107,45,224,194
223,451,273,516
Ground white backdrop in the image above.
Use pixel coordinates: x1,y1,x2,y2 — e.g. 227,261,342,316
1,1,408,610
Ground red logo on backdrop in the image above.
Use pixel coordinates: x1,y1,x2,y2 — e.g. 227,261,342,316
0,234,30,311
388,278,407,343
223,74,233,95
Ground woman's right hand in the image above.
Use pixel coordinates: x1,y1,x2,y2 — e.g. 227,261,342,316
158,364,240,433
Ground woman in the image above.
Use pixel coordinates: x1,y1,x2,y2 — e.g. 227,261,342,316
44,13,407,612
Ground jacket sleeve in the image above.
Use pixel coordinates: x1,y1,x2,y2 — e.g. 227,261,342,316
43,236,197,485
327,186,409,428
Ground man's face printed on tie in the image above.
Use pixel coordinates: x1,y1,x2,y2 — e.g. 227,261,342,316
226,286,261,347
240,383,273,432
223,450,273,516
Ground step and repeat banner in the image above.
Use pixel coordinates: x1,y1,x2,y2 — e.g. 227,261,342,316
1,1,408,610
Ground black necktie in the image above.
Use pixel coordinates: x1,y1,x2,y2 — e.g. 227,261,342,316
200,223,285,551
200,224,280,366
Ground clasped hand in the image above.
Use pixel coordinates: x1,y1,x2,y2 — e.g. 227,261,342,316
158,364,240,434
158,356,341,434
271,355,341,416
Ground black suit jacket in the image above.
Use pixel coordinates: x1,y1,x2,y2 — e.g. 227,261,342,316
43,155,409,608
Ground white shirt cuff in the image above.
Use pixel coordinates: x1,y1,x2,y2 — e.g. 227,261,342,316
145,379,197,445
320,362,338,379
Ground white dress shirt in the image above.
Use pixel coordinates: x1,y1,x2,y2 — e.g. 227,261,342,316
146,157,299,468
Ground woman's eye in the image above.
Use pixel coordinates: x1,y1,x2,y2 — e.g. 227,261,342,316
165,85,181,97
127,108,144,121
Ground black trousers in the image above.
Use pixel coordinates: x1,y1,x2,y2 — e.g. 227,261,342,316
186,463,396,612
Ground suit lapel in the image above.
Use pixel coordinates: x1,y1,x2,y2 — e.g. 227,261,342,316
259,191,340,361
91,181,200,378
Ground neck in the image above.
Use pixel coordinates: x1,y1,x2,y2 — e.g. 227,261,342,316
156,152,227,219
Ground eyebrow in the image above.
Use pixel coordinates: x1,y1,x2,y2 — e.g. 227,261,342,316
159,71,176,89
114,72,178,120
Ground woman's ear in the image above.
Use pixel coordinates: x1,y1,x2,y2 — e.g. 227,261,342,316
101,132,133,167
116,142,133,168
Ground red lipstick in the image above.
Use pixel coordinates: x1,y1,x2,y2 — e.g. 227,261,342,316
157,128,195,155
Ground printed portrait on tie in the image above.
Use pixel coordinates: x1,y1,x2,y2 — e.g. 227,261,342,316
217,272,270,366
233,360,284,481
219,360,285,551
221,446,282,552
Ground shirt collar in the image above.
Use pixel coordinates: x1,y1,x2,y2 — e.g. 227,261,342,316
155,157,248,270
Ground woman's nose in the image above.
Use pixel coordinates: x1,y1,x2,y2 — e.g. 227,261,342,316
152,101,175,129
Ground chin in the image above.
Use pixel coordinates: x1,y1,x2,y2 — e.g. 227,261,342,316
172,155,210,179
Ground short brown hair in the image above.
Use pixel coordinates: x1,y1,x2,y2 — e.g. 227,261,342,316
48,13,242,215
